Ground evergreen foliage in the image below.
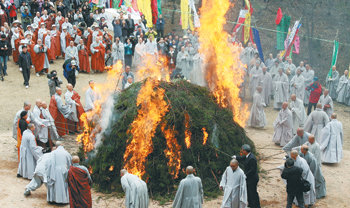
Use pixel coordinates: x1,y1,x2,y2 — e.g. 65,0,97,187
84,80,255,198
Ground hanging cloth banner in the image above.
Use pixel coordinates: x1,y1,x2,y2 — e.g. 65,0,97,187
189,0,200,28
233,9,248,33
181,0,194,30
157,0,162,14
293,35,300,54
275,8,282,25
252,28,264,63
138,0,153,28
284,21,302,59
328,40,339,78
151,0,158,25
132,0,139,11
243,12,251,44
276,15,291,50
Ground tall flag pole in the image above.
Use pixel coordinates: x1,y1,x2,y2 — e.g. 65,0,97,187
283,20,302,59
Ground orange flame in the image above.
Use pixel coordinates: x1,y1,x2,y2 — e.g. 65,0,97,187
76,61,124,153
202,128,208,145
161,123,182,179
198,0,249,127
123,55,170,178
109,165,114,171
184,113,191,149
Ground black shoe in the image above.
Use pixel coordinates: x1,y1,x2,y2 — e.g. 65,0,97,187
50,60,54,64
17,174,22,178
4,73,7,76
1,77,3,81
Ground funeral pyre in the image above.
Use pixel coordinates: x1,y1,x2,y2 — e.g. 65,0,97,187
76,0,252,196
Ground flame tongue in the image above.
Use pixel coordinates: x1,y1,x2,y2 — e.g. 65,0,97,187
198,0,249,127
161,123,181,179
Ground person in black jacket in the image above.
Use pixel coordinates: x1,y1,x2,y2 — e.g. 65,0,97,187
281,158,305,208
235,144,261,208
0,34,9,79
18,45,33,89
64,60,79,87
18,111,28,136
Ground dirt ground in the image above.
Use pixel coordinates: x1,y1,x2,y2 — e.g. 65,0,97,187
0,58,350,207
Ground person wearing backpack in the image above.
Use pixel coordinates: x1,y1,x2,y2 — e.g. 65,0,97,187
281,158,305,208
63,59,79,88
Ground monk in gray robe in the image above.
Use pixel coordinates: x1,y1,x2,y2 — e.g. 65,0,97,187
120,169,149,208
283,128,309,153
290,150,316,206
290,94,306,134
304,135,322,166
249,61,263,97
85,80,100,112
240,42,255,65
24,151,53,196
32,99,49,144
54,87,75,121
284,58,296,81
300,145,326,199
302,64,314,105
112,37,125,64
317,89,333,118
248,86,266,128
272,102,293,146
326,66,339,100
265,53,274,70
290,69,305,101
320,113,343,164
17,124,43,179
336,70,348,103
173,166,203,208
65,41,79,66
47,142,72,204
257,67,272,105
273,69,289,109
219,159,247,208
269,60,280,80
296,61,306,73
304,104,329,143
41,102,61,141
345,75,350,106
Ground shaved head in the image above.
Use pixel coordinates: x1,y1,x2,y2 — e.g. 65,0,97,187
120,169,128,176
186,166,194,175
72,156,80,163
331,113,337,119
290,150,299,160
316,103,322,109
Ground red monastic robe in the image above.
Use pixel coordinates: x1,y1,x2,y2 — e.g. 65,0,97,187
33,45,45,73
67,166,92,208
72,91,85,128
53,30,61,58
78,45,90,73
91,43,105,72
86,31,92,55
13,35,23,63
49,95,68,136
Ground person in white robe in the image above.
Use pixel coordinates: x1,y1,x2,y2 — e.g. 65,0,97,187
31,99,49,144
273,69,289,109
290,69,305,100
55,12,64,30
17,124,43,179
55,87,76,122
60,27,69,55
41,101,61,141
13,102,32,140
257,67,272,106
317,89,333,118
176,46,190,79
283,128,310,153
248,86,266,128
144,36,158,57
64,84,80,129
290,150,316,206
120,169,149,208
296,61,306,73
47,142,72,204
239,42,255,65
299,145,326,199
65,41,79,66
173,166,203,208
24,151,53,196
336,70,349,103
190,52,206,87
304,103,329,143
62,18,73,35
345,75,350,106
289,94,306,134
319,113,343,164
38,23,48,41
85,80,100,111
133,38,145,68
326,66,339,100
112,37,125,64
272,102,293,146
302,65,314,105
249,61,263,98
219,159,247,208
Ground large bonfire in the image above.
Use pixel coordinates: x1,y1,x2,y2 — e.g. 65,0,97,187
76,0,252,197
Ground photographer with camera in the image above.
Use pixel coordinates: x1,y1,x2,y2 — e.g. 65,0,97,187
47,70,63,97
0,34,9,80
64,60,79,87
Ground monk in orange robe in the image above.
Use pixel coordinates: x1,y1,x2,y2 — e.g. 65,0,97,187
77,39,90,73
33,39,49,74
11,28,23,63
51,25,61,58
90,37,105,73
86,28,93,55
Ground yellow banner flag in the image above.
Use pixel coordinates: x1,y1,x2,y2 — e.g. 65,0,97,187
181,0,190,30
244,12,251,44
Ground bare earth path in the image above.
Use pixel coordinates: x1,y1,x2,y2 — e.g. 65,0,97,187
0,59,350,207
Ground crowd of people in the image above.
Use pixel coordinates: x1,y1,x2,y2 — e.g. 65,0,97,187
4,0,346,207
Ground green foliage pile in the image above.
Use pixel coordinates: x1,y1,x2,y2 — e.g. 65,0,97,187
86,80,255,198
